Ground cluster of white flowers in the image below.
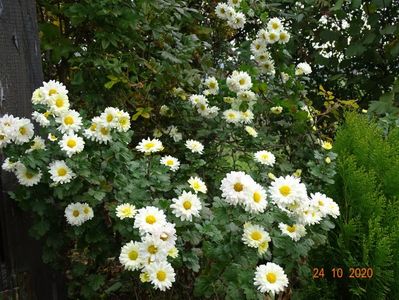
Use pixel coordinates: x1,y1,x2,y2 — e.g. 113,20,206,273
64,202,94,226
164,125,182,142
215,1,246,29
242,222,271,255
119,206,177,291
203,76,219,95
188,94,220,119
295,62,312,76
0,114,34,148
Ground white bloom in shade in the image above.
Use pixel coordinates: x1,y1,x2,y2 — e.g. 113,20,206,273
257,29,269,41
15,164,42,187
167,247,179,258
31,87,47,105
254,150,276,166
266,30,280,44
134,206,167,234
259,60,275,74
56,110,82,133
242,224,271,248
48,93,70,115
240,110,254,124
185,139,204,154
245,126,258,137
299,206,323,225
147,261,175,291
269,175,308,206
48,160,75,184
171,191,202,221
32,111,50,127
309,192,332,217
64,203,85,226
227,12,246,29
268,18,283,32
95,123,113,144
254,52,272,64
140,235,168,263
270,106,283,114
250,39,267,55
243,183,268,214
83,117,101,141
220,171,256,206
81,203,94,221
116,203,137,220
100,107,119,128
237,90,257,101
42,80,68,99
136,138,164,153
159,105,170,116
0,129,12,148
26,136,46,152
204,77,219,95
48,133,58,142
327,200,340,218
215,3,230,20
188,176,207,194
223,109,241,124
1,158,18,172
281,72,290,83
227,71,253,92
254,263,289,295
228,0,242,7
279,223,307,241
295,62,312,75
59,134,85,157
198,105,220,118
119,241,143,271
14,118,34,144
148,222,177,250
115,110,131,132
279,30,290,44
160,155,180,172
189,94,208,107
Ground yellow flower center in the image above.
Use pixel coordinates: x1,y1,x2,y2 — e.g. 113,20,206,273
209,82,216,89
160,233,169,241
156,271,166,282
279,185,291,197
145,215,156,224
269,33,277,40
193,182,201,190
144,142,155,150
251,231,262,241
119,117,128,126
148,245,158,254
72,210,80,217
55,98,64,107
128,250,138,260
318,200,324,206
272,23,279,30
106,114,113,122
48,89,57,96
239,79,246,85
64,116,74,125
25,171,34,179
44,111,51,118
234,182,243,192
166,159,174,166
83,207,90,214
0,134,5,140
122,207,132,216
287,225,296,233
67,139,77,148
19,127,27,135
57,168,67,176
100,127,109,135
261,153,269,160
253,191,262,203
90,123,97,131
183,200,192,210
266,272,277,283
280,32,287,40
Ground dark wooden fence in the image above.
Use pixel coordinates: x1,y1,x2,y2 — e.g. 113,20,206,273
0,1,65,299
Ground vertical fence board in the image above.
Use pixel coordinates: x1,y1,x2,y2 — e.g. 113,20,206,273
0,0,65,299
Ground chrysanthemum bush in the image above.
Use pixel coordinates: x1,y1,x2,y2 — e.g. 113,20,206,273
0,4,343,299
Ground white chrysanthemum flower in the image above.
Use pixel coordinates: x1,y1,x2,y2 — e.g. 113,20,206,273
119,241,143,271
309,192,332,217
321,140,333,150
220,171,256,206
148,222,177,250
189,94,208,106
83,117,101,141
48,133,58,142
115,110,131,132
100,107,119,128
167,247,179,258
266,30,279,44
171,191,202,221
270,106,283,114
269,175,308,207
48,160,75,184
226,71,253,92
81,203,94,221
42,80,68,100
56,110,82,133
227,12,246,29
185,139,204,154
278,223,307,241
26,136,46,152
188,176,207,194
134,206,167,234
228,0,242,7
242,224,271,248
254,51,271,64
14,118,34,145
250,39,267,55
1,158,18,172
159,105,170,116
147,261,175,291
240,110,254,124
48,93,70,115
237,90,256,102
15,164,42,187
281,72,290,83
254,150,276,166
64,202,86,226
116,203,137,220
165,125,182,142
140,235,169,263
215,3,230,20
267,18,283,32
95,123,113,144
299,206,323,225
223,109,241,124
259,60,275,74
254,263,289,295
257,29,268,41
198,105,220,118
326,200,340,218
295,62,312,75
32,111,51,127
160,155,180,172
136,138,163,153
243,183,268,214
279,30,290,44
59,134,85,157
31,87,47,105
245,126,258,137
204,77,219,95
